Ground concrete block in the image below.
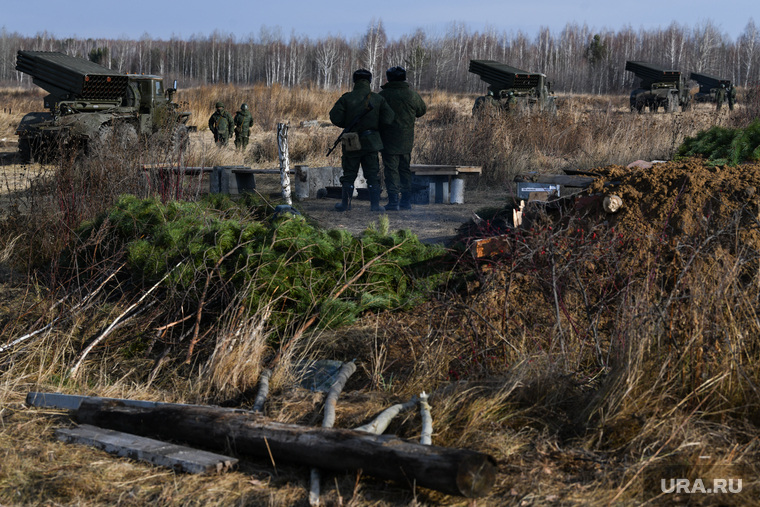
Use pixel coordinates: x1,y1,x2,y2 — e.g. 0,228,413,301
292,166,367,200
450,177,465,204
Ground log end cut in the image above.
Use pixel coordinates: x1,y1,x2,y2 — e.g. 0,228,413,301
455,453,497,497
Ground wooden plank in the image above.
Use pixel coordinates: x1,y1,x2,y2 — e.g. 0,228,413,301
514,173,595,187
25,392,252,415
75,399,496,498
56,424,237,474
410,164,482,176
472,234,512,258
141,165,294,174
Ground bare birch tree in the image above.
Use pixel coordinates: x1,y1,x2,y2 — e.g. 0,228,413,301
361,18,386,89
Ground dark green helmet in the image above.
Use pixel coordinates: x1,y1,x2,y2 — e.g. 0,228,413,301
241,103,248,110
215,101,224,108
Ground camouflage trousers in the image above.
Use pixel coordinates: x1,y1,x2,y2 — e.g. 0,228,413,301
235,134,250,149
215,132,230,147
340,150,381,187
382,152,412,194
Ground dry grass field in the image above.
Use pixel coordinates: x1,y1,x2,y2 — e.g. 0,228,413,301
1,84,758,506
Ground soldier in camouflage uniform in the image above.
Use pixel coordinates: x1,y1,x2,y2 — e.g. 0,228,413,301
234,103,254,150
716,84,726,111
329,69,395,212
472,89,498,116
379,66,427,210
208,102,234,147
727,84,737,111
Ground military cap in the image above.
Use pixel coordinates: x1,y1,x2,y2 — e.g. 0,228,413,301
386,66,407,82
353,69,372,83
215,102,224,108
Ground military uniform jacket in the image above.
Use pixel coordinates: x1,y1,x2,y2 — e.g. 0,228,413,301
329,80,395,152
234,110,254,134
209,110,235,137
378,81,427,155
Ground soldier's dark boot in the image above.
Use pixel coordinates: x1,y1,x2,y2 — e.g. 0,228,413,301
369,185,383,212
334,183,353,212
399,192,412,210
384,192,400,211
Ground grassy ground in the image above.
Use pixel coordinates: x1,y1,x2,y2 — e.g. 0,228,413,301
1,84,758,506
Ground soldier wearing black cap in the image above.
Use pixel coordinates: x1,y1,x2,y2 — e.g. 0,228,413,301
329,69,395,212
379,66,427,210
208,101,234,146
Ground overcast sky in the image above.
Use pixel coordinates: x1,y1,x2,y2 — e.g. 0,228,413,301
3,0,756,42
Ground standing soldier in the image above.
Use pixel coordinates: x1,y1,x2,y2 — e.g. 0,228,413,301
379,66,427,211
208,102,234,147
715,84,726,111
234,103,254,150
329,69,395,212
727,84,737,111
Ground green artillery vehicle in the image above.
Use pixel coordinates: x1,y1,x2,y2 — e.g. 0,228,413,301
625,61,690,113
469,59,556,115
690,72,732,103
15,50,194,163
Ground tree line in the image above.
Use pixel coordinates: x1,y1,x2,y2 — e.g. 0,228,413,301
1,18,758,95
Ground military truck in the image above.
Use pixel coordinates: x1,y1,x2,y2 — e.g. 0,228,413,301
690,72,732,103
625,61,690,113
15,50,193,163
469,60,556,115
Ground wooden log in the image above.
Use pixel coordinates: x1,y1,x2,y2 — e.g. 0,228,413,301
56,424,237,474
74,399,496,498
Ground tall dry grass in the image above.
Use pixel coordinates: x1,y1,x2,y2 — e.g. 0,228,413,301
1,85,759,505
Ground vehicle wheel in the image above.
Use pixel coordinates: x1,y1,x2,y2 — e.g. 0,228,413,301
172,124,190,155
18,137,33,164
114,123,139,150
91,123,139,156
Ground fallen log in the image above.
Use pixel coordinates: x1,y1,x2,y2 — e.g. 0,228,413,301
75,399,496,498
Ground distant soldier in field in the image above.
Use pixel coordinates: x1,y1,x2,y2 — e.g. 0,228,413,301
715,84,726,111
234,103,254,150
472,89,498,116
506,91,518,111
208,102,234,146
727,84,737,111
379,66,427,211
329,68,395,212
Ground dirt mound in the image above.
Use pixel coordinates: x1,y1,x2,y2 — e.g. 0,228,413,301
587,158,760,246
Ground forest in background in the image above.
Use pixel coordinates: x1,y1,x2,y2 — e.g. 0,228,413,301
0,18,759,94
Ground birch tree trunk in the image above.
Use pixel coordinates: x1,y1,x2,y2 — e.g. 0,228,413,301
277,123,292,205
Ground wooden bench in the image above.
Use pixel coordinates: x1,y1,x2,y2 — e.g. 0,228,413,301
409,165,482,204
141,165,298,195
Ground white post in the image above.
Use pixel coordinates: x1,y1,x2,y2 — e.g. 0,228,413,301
277,123,292,205
419,391,432,445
